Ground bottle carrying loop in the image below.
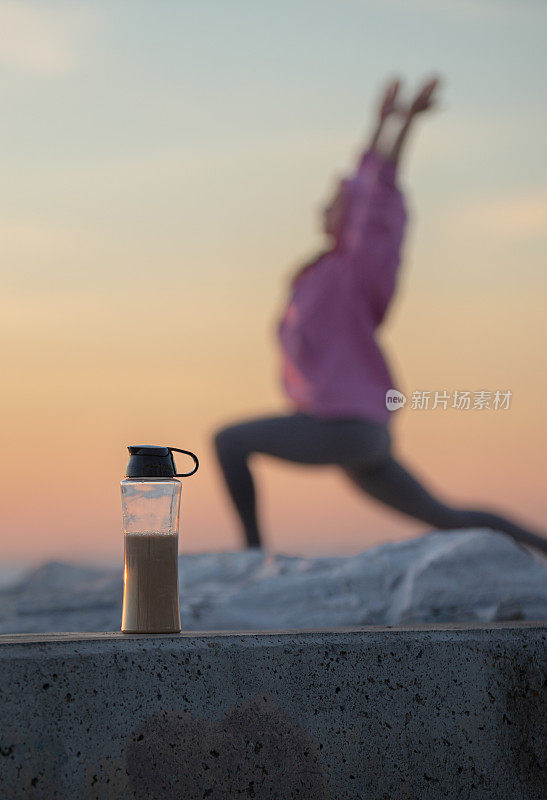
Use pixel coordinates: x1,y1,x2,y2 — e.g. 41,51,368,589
168,447,199,477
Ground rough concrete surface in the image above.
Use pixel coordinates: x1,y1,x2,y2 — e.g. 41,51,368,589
0,624,545,799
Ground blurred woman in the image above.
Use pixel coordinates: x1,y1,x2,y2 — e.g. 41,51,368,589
215,77,547,553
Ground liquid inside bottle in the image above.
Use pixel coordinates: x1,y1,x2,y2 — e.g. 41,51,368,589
121,478,182,633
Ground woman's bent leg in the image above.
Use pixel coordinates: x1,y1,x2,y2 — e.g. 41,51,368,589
214,414,390,548
214,423,262,548
345,456,547,553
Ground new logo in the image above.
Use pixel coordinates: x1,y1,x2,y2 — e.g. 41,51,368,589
385,389,407,411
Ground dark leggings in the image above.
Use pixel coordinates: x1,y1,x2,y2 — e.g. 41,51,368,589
214,412,547,552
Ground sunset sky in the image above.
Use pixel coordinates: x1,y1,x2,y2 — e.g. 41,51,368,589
1,0,546,565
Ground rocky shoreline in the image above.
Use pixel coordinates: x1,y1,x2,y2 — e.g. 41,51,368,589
1,530,545,634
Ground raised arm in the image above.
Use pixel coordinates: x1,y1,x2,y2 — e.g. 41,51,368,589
388,77,440,165
344,77,440,322
367,79,401,155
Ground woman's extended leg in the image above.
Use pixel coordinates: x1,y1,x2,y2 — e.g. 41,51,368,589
345,456,547,553
214,414,390,547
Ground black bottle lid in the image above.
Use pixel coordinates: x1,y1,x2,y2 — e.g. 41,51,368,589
125,445,199,479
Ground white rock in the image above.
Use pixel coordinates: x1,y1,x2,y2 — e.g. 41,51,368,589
0,531,545,634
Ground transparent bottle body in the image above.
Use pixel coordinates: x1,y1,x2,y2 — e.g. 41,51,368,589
121,478,182,633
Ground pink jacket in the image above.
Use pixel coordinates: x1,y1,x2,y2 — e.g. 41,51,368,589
278,150,407,424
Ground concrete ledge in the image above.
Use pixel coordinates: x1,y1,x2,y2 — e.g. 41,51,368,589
0,623,545,799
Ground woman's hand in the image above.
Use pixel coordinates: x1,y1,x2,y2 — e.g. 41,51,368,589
378,79,401,122
406,77,440,118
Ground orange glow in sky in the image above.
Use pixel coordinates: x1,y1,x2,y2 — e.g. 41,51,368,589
1,1,546,564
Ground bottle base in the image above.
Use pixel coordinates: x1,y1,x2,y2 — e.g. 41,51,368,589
121,627,181,634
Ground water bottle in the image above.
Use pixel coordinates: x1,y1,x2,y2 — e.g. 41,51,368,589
121,445,199,633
